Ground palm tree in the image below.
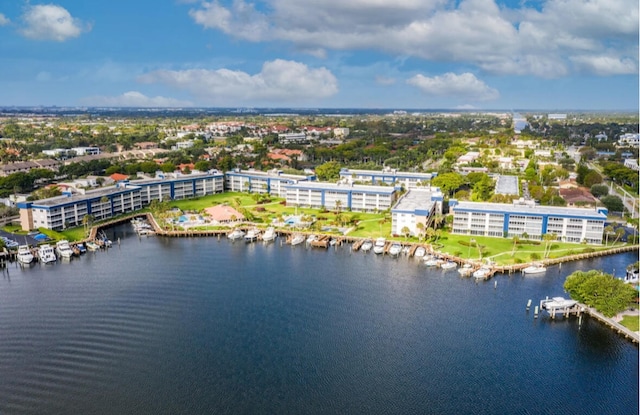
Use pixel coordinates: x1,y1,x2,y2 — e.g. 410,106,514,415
334,199,342,213
511,235,520,257
612,227,625,245
416,222,425,241
542,233,556,258
82,214,94,236
604,225,615,246
425,227,435,242
432,213,444,229
401,226,411,240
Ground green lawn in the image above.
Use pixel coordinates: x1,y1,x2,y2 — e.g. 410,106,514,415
431,233,622,265
619,315,639,332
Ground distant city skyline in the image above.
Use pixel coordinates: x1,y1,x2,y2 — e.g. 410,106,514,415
0,0,637,110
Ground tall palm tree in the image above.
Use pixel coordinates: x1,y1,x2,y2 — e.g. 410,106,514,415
604,225,615,246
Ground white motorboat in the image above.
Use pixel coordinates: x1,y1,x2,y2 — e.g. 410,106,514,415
389,243,402,256
424,256,439,267
55,240,74,259
228,228,245,240
360,240,373,252
473,267,491,280
290,234,305,246
440,261,457,270
262,227,277,242
38,244,57,263
245,229,259,243
306,234,317,244
414,247,426,258
522,264,547,275
86,241,99,251
458,263,473,276
17,245,34,264
373,237,386,254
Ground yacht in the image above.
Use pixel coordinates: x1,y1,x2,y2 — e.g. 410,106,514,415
414,246,426,258
262,227,277,242
458,263,473,276
373,238,386,255
473,267,491,280
228,228,245,240
245,229,259,243
86,241,100,251
388,243,402,256
55,240,74,259
17,245,34,264
38,244,57,263
290,234,305,246
424,256,439,267
522,263,547,275
440,261,457,270
360,240,373,252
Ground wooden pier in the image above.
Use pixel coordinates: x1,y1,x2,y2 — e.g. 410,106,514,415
538,297,639,344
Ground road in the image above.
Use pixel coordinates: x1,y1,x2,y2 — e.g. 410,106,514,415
587,162,639,218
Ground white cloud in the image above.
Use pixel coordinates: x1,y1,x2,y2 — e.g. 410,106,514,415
407,72,499,101
138,59,338,104
0,13,10,26
186,0,638,78
570,55,638,76
83,91,193,107
20,4,90,41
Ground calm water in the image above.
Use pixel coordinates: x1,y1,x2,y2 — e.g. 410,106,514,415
0,226,638,415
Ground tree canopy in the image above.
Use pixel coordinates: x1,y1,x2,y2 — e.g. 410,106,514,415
563,270,637,317
432,172,465,196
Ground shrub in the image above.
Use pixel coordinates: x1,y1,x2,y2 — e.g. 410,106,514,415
530,253,541,260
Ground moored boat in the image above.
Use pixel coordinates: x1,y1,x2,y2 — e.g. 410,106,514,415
17,245,34,264
522,263,547,275
86,241,100,251
55,240,74,259
290,234,305,246
373,237,386,255
38,244,57,263
245,229,259,243
440,261,457,270
389,243,402,256
473,267,491,280
360,240,373,252
262,227,277,242
228,228,245,240
414,246,426,258
458,263,473,276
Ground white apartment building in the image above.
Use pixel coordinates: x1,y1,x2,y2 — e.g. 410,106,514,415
450,200,607,244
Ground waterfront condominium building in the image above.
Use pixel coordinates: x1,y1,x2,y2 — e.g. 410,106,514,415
284,182,399,212
339,168,436,190
17,171,224,231
224,169,316,198
450,200,607,244
391,188,444,237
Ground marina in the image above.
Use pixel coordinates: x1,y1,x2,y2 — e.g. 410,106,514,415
0,229,636,415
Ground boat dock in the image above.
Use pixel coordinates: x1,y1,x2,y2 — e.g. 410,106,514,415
537,297,639,344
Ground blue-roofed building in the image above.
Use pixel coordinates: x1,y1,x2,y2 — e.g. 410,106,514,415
225,169,315,197
339,168,436,190
284,182,398,212
18,171,224,231
451,200,607,244
391,188,444,237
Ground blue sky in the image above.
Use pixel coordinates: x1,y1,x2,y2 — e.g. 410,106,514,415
0,0,637,110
